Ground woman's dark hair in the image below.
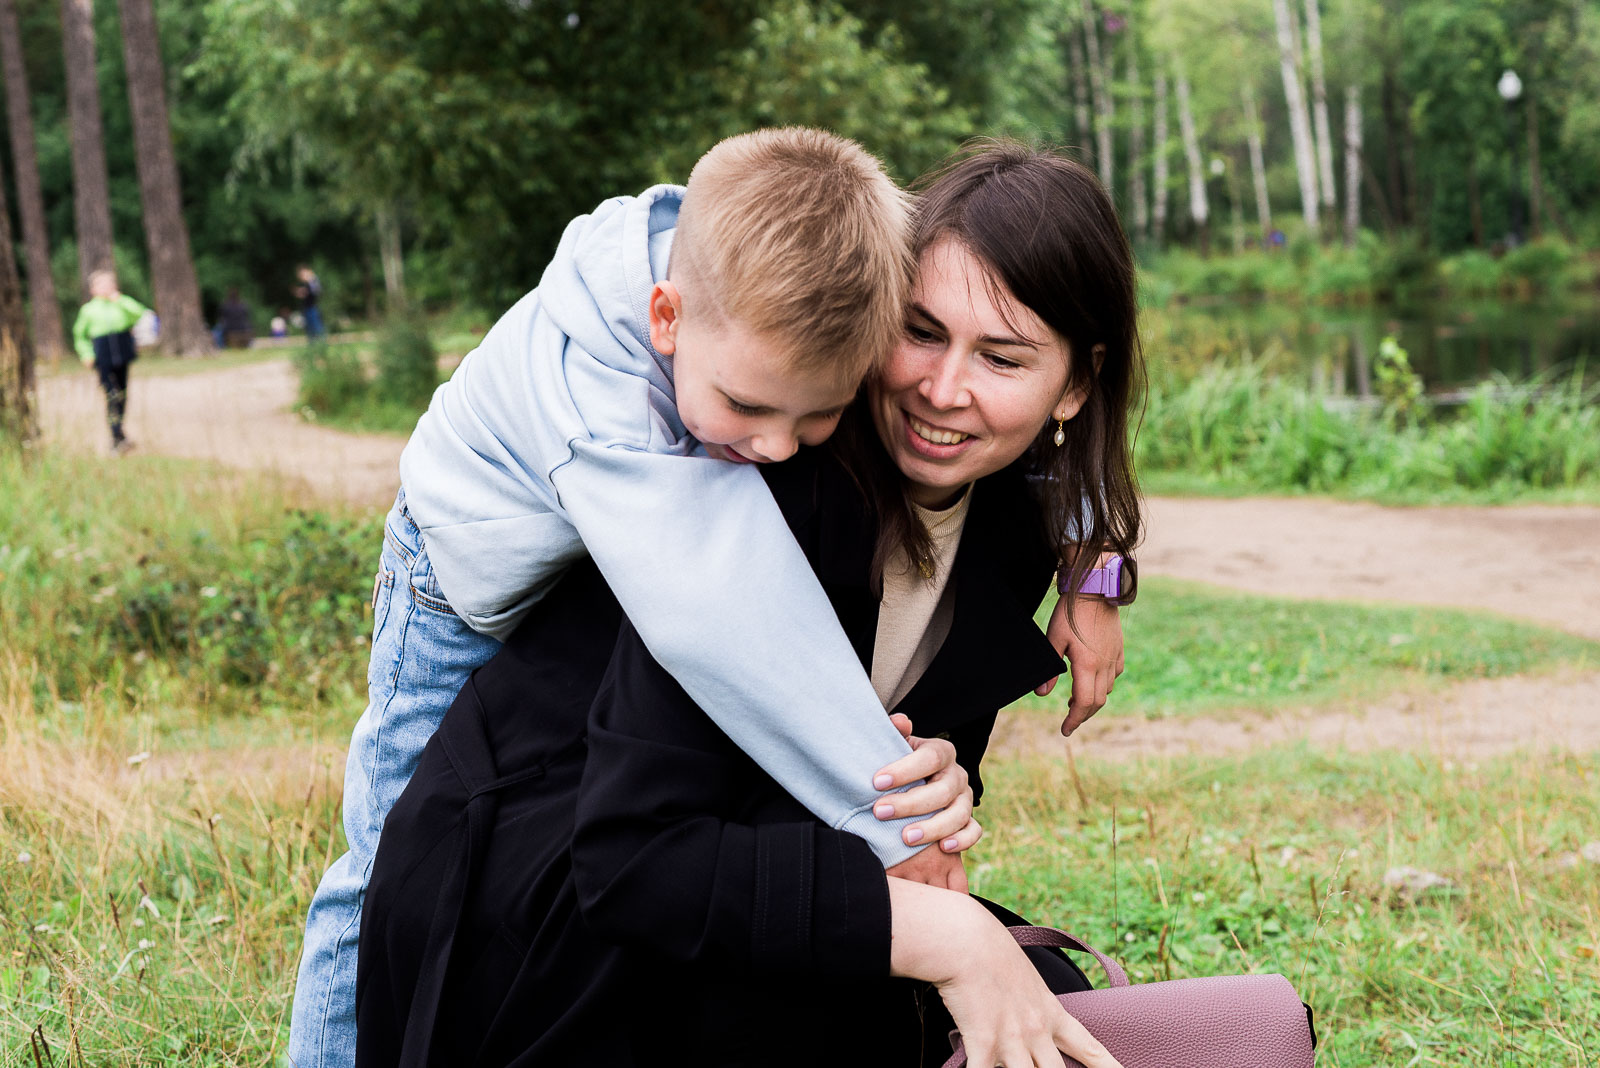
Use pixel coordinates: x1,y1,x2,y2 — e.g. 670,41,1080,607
841,140,1145,609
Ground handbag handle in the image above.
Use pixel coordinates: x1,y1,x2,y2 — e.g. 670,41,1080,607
1005,926,1130,988
938,927,1130,1068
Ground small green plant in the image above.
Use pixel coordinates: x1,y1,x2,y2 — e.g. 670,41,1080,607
374,313,440,411
292,339,367,415
1373,335,1423,421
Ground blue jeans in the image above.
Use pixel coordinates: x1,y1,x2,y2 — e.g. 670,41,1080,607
288,491,501,1067
304,305,325,339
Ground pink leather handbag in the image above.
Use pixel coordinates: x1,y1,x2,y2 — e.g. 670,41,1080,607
940,926,1317,1068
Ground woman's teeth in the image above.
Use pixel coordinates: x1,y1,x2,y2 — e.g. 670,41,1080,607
909,415,970,445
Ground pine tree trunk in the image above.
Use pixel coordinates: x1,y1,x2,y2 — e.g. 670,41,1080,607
1,0,67,362
1080,0,1113,195
1175,64,1208,252
118,0,210,356
1069,25,1093,168
1152,68,1169,243
1302,0,1336,215
1242,79,1272,240
1343,84,1362,247
377,204,406,307
60,0,114,292
0,178,36,442
1128,43,1147,242
1272,0,1319,229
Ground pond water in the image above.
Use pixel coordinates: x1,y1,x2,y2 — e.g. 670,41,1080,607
1150,291,1600,398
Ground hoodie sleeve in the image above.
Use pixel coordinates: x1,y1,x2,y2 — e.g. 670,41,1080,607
551,440,926,867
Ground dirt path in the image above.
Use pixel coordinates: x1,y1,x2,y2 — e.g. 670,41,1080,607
38,357,1600,760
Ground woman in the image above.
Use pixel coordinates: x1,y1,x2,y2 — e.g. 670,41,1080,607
357,143,1142,1068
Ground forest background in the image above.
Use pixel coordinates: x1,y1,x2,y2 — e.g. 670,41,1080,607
4,0,1600,349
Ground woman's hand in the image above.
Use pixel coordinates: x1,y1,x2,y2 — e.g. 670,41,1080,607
888,879,1122,1068
1034,595,1124,737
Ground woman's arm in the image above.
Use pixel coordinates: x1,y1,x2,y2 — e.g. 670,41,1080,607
888,879,1124,1068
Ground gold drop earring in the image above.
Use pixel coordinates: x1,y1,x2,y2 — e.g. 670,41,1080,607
1053,419,1066,447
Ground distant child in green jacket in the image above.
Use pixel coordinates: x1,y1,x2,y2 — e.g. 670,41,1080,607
72,270,149,453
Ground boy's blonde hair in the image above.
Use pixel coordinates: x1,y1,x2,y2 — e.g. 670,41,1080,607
671,128,913,385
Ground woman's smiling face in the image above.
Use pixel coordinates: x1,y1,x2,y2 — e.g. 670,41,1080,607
872,239,1085,508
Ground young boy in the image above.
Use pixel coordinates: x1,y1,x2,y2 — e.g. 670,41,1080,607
292,128,1112,1066
72,269,148,454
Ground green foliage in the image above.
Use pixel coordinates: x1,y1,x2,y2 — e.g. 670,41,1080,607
373,315,440,411
0,449,375,716
1032,579,1597,718
1137,361,1600,502
1372,335,1423,420
292,340,367,416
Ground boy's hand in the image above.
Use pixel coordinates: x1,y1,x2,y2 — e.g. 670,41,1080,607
887,843,969,892
874,713,981,892
1034,595,1124,736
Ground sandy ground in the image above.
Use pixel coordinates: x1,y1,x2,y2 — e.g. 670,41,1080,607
38,357,1600,759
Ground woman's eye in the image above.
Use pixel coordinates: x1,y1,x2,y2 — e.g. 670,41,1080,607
905,324,937,343
983,351,1021,369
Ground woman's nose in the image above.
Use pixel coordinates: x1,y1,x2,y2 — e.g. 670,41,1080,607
920,351,970,409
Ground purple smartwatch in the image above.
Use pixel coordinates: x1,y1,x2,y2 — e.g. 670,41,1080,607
1058,554,1137,606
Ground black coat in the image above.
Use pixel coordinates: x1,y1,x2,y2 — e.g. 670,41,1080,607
356,449,1083,1068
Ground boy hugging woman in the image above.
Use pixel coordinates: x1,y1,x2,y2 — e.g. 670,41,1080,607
291,128,1130,1067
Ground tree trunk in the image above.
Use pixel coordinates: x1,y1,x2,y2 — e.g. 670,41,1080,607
0,177,36,443
1127,42,1147,242
1175,64,1208,252
1526,92,1542,241
1380,64,1405,228
0,0,67,362
377,204,406,307
1343,84,1362,247
60,0,114,292
1302,0,1336,216
1080,0,1113,196
1272,0,1319,230
118,0,211,356
1152,67,1169,243
1241,79,1272,240
1466,149,1484,248
1069,24,1093,169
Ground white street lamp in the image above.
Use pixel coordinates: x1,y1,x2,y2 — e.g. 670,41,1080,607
1497,69,1522,102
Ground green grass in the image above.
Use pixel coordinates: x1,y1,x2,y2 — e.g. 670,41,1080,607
4,447,1598,1062
974,746,1600,1066
1030,579,1599,719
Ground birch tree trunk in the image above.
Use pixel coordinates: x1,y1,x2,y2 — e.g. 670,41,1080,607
60,0,114,291
1175,64,1208,252
377,205,407,307
1303,0,1336,215
1,0,66,362
0,177,36,442
1343,84,1362,246
118,0,211,356
1069,25,1093,169
1272,0,1319,229
1080,0,1113,195
1152,68,1170,243
1241,80,1272,239
1128,43,1147,242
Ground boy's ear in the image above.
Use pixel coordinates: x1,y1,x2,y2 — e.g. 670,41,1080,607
647,281,684,355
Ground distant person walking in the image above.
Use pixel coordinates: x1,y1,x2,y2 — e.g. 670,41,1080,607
295,265,326,340
72,269,148,454
214,288,254,349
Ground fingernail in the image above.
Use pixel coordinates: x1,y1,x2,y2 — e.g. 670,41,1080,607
873,774,893,790
874,804,895,820
904,828,924,844
942,839,959,851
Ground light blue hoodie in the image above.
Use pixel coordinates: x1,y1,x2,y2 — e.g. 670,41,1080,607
399,186,924,865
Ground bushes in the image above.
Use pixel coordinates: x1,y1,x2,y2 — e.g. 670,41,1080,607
293,314,440,433
1137,359,1600,500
